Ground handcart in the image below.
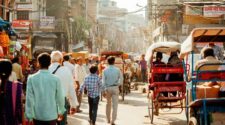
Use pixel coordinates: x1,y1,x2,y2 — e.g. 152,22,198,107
145,41,187,123
180,28,225,125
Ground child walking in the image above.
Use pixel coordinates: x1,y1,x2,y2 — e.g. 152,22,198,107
80,64,102,125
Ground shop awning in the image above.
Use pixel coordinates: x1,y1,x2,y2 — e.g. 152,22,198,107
0,18,10,27
73,41,85,50
32,32,57,39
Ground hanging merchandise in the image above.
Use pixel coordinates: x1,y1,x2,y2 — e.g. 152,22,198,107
0,46,3,57
15,41,22,51
0,31,10,47
20,45,29,72
9,41,16,54
0,31,10,55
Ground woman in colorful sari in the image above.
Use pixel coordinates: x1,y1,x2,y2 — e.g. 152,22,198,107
0,59,23,125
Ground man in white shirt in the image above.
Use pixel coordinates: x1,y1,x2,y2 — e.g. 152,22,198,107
203,42,224,61
84,58,91,74
75,57,87,112
49,51,78,125
63,55,75,76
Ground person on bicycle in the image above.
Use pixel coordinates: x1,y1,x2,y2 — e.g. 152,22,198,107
195,47,222,87
152,52,166,82
196,47,221,71
203,42,224,61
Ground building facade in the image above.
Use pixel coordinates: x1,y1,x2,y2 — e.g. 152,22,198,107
148,0,225,43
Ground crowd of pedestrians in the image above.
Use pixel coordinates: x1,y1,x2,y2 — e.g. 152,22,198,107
0,51,147,125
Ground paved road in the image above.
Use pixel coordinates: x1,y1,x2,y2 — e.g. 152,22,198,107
68,89,187,125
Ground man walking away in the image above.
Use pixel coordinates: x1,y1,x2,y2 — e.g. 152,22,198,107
63,55,75,76
139,54,147,82
80,65,102,125
102,56,123,125
25,53,65,125
75,57,87,113
12,57,24,82
49,51,78,125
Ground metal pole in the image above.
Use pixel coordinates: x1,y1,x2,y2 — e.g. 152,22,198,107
68,0,73,52
70,21,73,52
154,5,157,29
85,0,88,21
176,6,178,42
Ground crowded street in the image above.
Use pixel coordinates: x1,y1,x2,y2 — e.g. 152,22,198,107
68,87,187,125
1,0,225,125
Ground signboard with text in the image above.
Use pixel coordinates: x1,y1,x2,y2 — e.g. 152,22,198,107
185,5,203,16
40,16,55,30
17,4,32,11
204,5,225,17
12,20,32,30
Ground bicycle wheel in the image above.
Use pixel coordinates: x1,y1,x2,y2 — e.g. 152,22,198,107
148,92,154,124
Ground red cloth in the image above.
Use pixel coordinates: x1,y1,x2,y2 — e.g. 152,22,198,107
3,46,8,55
0,46,3,57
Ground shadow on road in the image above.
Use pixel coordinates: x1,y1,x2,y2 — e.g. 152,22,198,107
143,116,187,125
143,111,187,125
157,115,187,125
120,98,148,106
69,114,106,124
80,112,106,119
119,91,148,107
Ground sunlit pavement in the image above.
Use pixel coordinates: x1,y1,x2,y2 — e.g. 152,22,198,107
67,84,187,125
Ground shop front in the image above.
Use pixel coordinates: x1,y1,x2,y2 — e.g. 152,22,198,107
31,32,58,58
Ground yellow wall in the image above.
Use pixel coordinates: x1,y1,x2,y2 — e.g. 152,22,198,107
183,14,222,24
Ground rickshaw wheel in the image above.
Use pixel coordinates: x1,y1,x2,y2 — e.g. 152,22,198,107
148,91,154,124
188,117,197,125
185,89,190,122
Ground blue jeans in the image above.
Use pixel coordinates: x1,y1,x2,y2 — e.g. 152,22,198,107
88,96,100,124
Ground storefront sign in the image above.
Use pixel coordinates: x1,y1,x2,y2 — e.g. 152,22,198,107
17,39,28,44
40,16,55,30
185,5,203,16
204,5,225,17
17,4,32,11
12,20,32,30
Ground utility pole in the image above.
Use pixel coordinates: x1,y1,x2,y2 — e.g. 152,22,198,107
67,0,73,52
85,0,88,21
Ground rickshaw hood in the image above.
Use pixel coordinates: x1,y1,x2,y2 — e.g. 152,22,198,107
145,41,181,62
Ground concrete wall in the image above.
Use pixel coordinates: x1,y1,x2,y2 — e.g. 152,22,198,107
46,0,66,18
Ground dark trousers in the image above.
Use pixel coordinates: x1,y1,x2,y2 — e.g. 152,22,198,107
219,91,225,97
88,96,100,124
33,119,57,125
141,69,147,82
57,98,70,125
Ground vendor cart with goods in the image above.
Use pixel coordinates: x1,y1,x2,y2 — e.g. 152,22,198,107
180,28,225,125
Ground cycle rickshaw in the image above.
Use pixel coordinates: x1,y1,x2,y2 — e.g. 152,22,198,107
99,51,128,101
180,28,225,125
146,42,187,123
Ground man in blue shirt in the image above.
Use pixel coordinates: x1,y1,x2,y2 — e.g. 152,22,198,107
80,64,102,125
25,53,65,125
102,56,123,125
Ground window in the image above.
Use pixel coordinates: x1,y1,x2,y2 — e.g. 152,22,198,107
17,11,29,20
